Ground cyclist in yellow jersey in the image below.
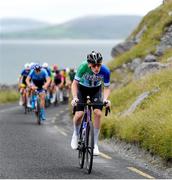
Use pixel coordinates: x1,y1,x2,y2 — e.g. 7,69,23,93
18,63,31,107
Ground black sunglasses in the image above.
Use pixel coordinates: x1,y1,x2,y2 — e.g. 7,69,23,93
35,69,41,72
92,64,102,68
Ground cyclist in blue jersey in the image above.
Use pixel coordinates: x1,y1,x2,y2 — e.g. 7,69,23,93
18,63,31,106
26,64,51,120
71,51,111,155
42,62,53,102
42,62,51,77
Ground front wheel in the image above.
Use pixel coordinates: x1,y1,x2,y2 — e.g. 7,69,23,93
24,93,28,114
78,119,86,168
35,99,41,125
85,121,94,174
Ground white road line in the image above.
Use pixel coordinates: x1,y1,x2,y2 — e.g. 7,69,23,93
55,126,67,136
59,110,64,113
0,106,21,113
127,167,155,179
99,152,112,160
52,119,56,123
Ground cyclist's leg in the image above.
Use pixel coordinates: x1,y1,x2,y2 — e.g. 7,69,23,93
51,82,57,103
71,87,85,149
59,87,64,102
19,87,24,105
92,86,103,155
71,111,84,150
93,109,102,155
73,85,86,134
39,90,46,120
26,87,32,108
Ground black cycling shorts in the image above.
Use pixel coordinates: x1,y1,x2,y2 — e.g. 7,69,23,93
76,84,103,111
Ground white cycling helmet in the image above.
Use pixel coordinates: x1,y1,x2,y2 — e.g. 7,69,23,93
24,63,30,70
42,62,49,68
30,62,36,69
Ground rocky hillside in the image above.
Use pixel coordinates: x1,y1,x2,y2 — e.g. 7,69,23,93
101,2,172,161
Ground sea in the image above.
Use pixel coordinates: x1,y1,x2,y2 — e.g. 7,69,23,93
0,39,123,84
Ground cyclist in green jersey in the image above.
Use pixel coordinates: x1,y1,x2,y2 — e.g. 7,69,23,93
71,51,111,155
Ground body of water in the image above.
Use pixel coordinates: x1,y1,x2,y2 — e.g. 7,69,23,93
0,39,122,84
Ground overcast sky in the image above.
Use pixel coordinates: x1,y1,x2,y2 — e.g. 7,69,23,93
0,0,163,24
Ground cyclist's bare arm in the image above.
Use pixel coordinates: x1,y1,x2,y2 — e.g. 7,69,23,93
43,77,51,90
26,76,31,88
103,86,110,100
18,76,22,84
71,79,79,98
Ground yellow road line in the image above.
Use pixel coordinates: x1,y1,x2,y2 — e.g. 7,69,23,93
127,167,155,179
99,152,112,160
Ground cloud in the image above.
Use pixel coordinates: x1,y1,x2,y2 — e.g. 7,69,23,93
0,0,163,23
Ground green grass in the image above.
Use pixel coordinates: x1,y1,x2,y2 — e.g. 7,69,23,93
101,3,172,160
101,69,172,160
159,48,172,63
0,90,19,104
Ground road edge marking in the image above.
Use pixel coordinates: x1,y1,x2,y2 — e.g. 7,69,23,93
99,152,112,159
127,167,155,179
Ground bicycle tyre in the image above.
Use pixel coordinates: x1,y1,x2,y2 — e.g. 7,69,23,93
78,117,86,168
35,98,41,125
85,121,94,174
24,93,28,114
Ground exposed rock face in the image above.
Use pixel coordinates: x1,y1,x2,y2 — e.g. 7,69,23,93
133,25,147,43
121,87,160,116
144,54,157,62
134,62,168,79
111,25,147,58
111,41,136,57
122,91,150,116
155,24,172,56
130,58,142,71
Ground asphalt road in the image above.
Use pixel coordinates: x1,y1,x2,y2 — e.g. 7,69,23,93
0,102,163,178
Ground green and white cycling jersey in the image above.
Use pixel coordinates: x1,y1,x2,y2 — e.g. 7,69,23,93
75,61,110,88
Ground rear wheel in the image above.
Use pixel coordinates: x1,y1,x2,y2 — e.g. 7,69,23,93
85,121,94,174
45,96,50,108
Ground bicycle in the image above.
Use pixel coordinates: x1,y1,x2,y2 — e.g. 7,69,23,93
19,84,30,114
31,89,46,125
73,96,110,174
23,89,28,114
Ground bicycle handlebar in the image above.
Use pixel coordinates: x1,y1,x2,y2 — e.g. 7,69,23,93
72,102,111,116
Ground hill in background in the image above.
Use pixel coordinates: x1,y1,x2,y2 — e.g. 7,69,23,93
0,15,142,39
0,18,50,33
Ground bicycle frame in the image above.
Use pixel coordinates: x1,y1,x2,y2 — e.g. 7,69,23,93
73,96,110,174
32,89,46,125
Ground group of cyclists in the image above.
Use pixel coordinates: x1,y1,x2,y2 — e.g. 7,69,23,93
18,62,76,120
18,51,111,156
